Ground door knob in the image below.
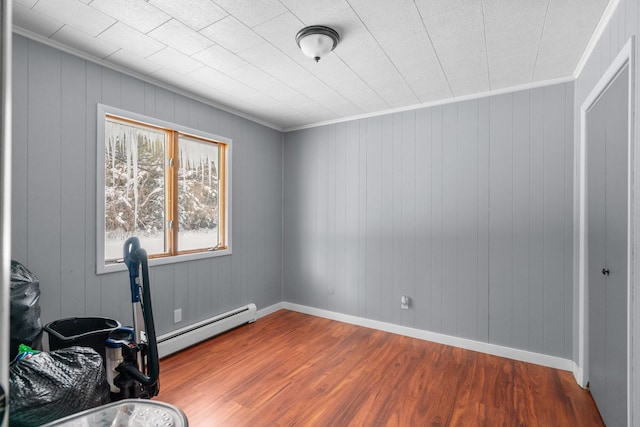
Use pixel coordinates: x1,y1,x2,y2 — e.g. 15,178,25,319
602,268,610,276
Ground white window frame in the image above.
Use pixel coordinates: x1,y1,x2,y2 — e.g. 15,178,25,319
96,104,232,274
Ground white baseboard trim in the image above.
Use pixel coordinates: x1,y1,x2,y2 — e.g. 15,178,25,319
573,361,586,388
278,302,574,372
257,302,286,319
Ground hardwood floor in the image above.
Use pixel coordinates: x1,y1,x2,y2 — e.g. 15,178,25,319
156,310,603,426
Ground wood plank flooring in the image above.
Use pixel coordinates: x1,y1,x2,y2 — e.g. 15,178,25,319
156,310,604,426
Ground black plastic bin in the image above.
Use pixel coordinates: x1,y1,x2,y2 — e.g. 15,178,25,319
44,317,121,360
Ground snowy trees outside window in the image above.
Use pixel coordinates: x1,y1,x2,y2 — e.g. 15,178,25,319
105,119,166,260
177,135,221,252
103,113,227,264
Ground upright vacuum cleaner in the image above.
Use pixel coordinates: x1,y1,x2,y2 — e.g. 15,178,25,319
105,237,160,400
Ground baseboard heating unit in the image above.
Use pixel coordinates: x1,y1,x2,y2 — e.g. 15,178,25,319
157,303,257,358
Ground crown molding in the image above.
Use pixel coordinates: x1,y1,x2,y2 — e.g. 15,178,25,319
284,75,575,132
573,0,622,79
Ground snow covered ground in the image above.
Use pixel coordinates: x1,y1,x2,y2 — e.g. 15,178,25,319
105,229,219,261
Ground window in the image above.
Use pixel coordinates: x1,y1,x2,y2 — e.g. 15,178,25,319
97,104,231,273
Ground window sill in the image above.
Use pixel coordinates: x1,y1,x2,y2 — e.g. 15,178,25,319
97,247,231,275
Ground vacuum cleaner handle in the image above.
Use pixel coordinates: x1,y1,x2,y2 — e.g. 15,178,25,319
121,237,159,389
123,237,142,304
129,247,159,387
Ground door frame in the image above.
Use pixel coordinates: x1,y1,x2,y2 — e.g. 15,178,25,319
577,36,635,425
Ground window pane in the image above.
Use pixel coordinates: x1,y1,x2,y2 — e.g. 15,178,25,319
177,135,220,251
105,119,166,260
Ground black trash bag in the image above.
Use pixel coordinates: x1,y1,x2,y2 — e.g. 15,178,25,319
9,346,111,427
0,384,5,424
10,260,42,360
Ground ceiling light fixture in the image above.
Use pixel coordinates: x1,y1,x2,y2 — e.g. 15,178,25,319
295,25,340,63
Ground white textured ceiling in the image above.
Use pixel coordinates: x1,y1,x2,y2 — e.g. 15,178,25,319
13,0,611,130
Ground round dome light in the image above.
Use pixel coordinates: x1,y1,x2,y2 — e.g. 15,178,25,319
295,26,340,62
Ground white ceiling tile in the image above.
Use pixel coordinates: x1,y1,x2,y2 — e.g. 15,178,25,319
417,0,488,83
51,25,119,59
289,76,335,97
414,86,454,103
368,80,419,108
448,73,490,97
148,19,214,56
242,100,300,122
489,53,536,80
358,99,393,113
253,12,305,58
192,45,248,74
261,84,300,101
149,0,228,31
444,53,489,82
253,77,300,100
483,0,547,83
216,94,264,112
237,43,312,86
280,114,314,129
33,0,115,36
275,91,315,107
306,111,340,122
533,53,577,80
242,94,283,110
535,0,609,76
278,0,351,25
276,107,312,119
350,0,422,38
194,84,238,104
297,104,338,120
404,77,443,95
98,22,166,58
105,49,163,75
13,3,64,37
391,53,448,83
299,54,352,82
376,37,445,80
231,64,293,94
490,73,532,90
346,92,389,111
199,16,263,53
326,101,362,117
212,0,287,28
352,57,405,87
184,81,233,105
483,0,547,52
146,47,205,74
14,0,37,8
90,0,171,34
324,10,377,60
306,89,349,106
317,7,422,105
188,67,259,99
414,0,477,16
329,79,388,109
349,0,449,90
149,67,195,91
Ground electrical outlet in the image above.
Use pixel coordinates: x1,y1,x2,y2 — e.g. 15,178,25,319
401,295,410,310
174,308,182,323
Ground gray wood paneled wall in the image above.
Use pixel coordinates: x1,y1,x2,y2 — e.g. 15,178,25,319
573,0,640,423
283,82,574,358
11,35,283,335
